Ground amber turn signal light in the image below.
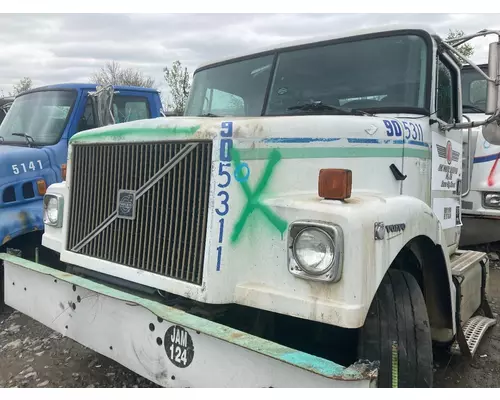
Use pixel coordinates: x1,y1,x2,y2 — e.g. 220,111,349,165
318,169,352,200
61,164,67,180
37,179,47,195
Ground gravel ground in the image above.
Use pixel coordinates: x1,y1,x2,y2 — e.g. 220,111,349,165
0,306,160,388
1,269,499,388
433,266,500,388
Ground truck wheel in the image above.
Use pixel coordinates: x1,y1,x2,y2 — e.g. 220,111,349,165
358,269,433,388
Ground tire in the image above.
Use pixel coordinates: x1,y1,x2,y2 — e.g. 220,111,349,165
358,269,433,388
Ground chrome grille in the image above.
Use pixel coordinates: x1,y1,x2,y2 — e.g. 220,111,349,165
67,141,213,285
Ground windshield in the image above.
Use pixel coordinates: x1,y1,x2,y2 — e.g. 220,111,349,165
0,106,10,125
0,90,77,146
185,34,429,117
461,66,487,113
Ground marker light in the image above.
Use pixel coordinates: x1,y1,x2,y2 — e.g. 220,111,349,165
61,164,67,180
37,179,47,195
318,169,352,200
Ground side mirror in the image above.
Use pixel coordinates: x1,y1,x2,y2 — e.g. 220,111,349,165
486,41,500,115
89,85,116,127
482,121,500,145
484,40,500,144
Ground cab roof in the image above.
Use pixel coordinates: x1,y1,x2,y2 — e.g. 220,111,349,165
195,24,438,73
19,83,159,96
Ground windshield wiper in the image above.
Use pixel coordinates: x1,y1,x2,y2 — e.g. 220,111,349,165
198,113,222,117
463,104,485,113
11,132,36,147
287,101,373,116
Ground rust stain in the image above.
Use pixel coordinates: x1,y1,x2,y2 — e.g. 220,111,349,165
234,125,243,136
18,211,29,228
343,197,361,204
2,235,11,245
343,360,379,382
229,332,245,340
192,126,217,140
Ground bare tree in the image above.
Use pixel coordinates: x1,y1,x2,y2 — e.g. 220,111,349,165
10,77,33,96
90,61,157,88
446,29,475,58
163,61,191,115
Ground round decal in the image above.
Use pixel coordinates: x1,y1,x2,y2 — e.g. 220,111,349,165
164,325,194,368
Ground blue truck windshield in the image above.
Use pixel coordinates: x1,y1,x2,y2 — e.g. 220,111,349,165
185,34,429,117
0,90,77,146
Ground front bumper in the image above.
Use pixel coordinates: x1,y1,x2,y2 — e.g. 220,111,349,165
460,214,500,246
0,254,378,388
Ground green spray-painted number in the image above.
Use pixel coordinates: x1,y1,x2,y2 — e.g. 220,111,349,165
230,148,288,244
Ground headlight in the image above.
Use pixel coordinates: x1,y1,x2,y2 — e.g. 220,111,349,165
43,194,64,227
288,221,343,282
293,228,335,275
484,193,500,209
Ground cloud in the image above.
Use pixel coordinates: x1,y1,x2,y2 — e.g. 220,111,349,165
0,13,497,98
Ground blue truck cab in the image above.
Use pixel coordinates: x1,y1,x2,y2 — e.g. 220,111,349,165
0,83,163,260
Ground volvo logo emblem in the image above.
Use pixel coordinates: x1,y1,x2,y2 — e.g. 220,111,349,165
117,190,136,220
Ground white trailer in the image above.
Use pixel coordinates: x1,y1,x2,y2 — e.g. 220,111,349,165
2,25,500,388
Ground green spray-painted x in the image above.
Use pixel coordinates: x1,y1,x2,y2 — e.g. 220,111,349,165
230,147,288,244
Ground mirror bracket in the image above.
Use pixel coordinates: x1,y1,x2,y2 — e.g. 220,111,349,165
88,84,117,127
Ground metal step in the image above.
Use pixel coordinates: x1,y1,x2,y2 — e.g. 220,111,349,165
451,315,497,357
450,250,487,276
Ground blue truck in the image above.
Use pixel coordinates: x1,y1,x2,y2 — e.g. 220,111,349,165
0,83,163,307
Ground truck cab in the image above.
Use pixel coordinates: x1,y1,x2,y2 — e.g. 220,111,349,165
2,26,500,388
0,83,163,258
459,64,500,246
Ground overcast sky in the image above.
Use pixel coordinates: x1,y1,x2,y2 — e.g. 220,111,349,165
0,13,498,101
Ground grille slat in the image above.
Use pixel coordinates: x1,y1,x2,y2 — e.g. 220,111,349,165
189,146,200,282
198,145,211,283
73,146,86,247
67,141,212,286
147,146,159,271
161,144,175,276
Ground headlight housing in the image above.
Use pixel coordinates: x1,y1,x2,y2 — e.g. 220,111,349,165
288,221,343,282
43,193,64,227
484,193,500,209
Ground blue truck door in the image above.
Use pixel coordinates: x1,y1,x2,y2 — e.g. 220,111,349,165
111,92,158,124
69,90,160,140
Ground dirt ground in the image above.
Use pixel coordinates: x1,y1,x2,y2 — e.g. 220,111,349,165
0,269,499,388
432,266,500,388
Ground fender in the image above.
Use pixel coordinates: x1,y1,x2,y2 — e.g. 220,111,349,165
0,201,44,246
358,195,456,340
267,192,456,332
